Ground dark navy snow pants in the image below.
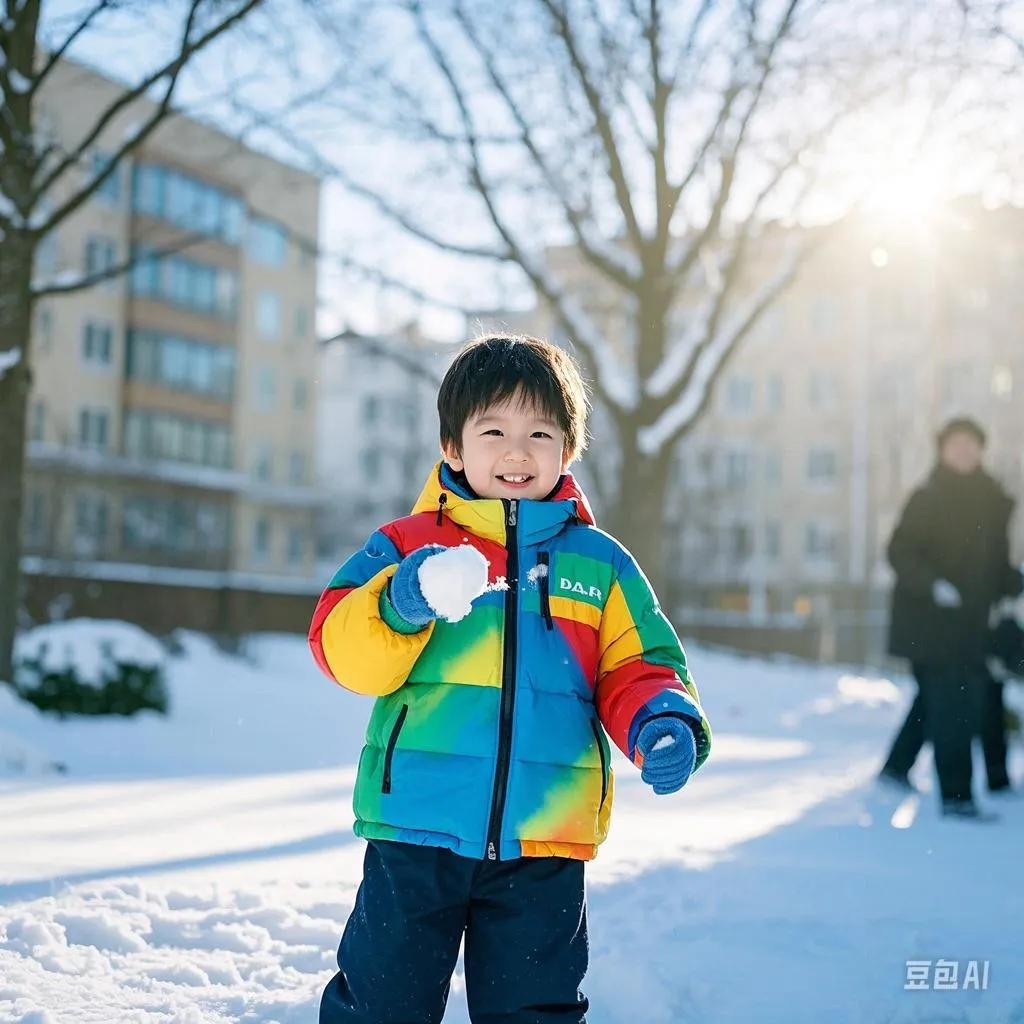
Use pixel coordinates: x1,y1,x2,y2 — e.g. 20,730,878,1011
320,838,590,1024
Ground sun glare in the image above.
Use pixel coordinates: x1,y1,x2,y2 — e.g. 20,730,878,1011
861,160,952,230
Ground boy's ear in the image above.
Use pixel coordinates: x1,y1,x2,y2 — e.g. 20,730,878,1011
560,448,573,473
441,441,464,471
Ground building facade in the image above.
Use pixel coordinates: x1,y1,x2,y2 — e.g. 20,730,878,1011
502,203,1024,662
21,60,321,634
316,324,455,567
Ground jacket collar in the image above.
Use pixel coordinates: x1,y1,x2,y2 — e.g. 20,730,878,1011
410,460,596,545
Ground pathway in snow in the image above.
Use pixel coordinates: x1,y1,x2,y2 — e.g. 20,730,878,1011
1,634,1021,1023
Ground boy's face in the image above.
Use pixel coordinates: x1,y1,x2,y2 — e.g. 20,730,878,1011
443,393,571,500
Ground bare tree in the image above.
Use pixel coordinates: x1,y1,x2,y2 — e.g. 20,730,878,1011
0,0,265,680
244,0,921,593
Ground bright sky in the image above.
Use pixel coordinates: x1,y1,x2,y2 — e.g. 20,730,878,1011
39,0,1024,345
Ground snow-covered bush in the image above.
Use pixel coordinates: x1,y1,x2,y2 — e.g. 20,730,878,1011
11,619,169,718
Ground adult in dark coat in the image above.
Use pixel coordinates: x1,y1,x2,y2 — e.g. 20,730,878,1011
880,418,1023,819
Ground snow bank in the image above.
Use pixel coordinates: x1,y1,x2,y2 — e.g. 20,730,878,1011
0,686,66,777
1,632,1022,1023
15,619,166,687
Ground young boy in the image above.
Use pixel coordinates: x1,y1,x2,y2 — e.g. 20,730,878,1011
308,334,712,1024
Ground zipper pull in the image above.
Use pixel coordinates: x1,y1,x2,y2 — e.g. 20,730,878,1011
487,841,497,861
508,500,517,527
436,491,447,526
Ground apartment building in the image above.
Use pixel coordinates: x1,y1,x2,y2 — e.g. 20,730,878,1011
316,324,456,564
21,60,321,633
505,201,1024,661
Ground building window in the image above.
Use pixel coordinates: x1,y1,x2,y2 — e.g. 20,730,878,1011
254,367,277,412
805,522,838,562
30,399,45,442
24,489,49,547
725,523,752,562
256,290,281,340
363,393,380,425
91,151,121,205
85,235,117,282
78,407,109,449
36,306,54,354
287,526,305,565
82,321,113,366
292,378,308,411
129,247,238,319
132,163,244,245
253,444,274,482
766,374,784,413
288,450,305,486
122,495,229,554
764,521,782,559
361,447,380,481
724,375,755,415
807,447,838,484
763,450,782,488
725,450,751,489
248,216,288,265
123,410,232,469
73,492,109,556
253,516,271,562
126,330,235,400
294,305,309,339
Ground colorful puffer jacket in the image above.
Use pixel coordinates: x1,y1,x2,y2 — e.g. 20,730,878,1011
308,460,711,862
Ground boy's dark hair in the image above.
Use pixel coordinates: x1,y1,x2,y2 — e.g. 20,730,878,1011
438,334,590,461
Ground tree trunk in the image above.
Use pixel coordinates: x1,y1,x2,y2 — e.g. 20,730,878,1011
602,430,674,604
0,236,35,682
599,279,676,605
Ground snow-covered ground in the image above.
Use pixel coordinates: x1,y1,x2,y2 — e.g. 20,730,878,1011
1,629,1022,1024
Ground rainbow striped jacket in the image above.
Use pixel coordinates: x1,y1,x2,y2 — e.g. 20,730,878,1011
308,460,711,862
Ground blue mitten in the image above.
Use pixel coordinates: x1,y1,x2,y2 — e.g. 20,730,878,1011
388,545,447,627
636,717,697,795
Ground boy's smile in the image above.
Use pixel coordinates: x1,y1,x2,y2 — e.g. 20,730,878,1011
443,393,571,501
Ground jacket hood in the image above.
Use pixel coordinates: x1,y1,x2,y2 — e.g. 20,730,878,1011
410,459,596,545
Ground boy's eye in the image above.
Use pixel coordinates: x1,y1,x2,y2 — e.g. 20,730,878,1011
482,429,502,436
532,431,553,439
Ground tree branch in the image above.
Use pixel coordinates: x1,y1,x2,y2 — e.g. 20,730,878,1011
319,328,445,388
538,0,645,249
453,1,641,290
30,228,208,299
30,1,116,97
31,0,263,230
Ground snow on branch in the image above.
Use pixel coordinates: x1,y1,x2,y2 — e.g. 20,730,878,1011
0,347,22,379
638,241,805,454
517,248,638,411
644,303,711,400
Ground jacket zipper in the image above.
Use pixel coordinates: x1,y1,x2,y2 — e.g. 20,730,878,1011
591,717,608,808
485,498,518,861
538,551,553,630
381,703,408,794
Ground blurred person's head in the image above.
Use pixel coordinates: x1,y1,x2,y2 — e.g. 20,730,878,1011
937,417,986,475
437,334,590,500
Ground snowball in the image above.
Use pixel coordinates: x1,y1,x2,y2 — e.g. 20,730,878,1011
418,545,489,623
652,734,676,751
